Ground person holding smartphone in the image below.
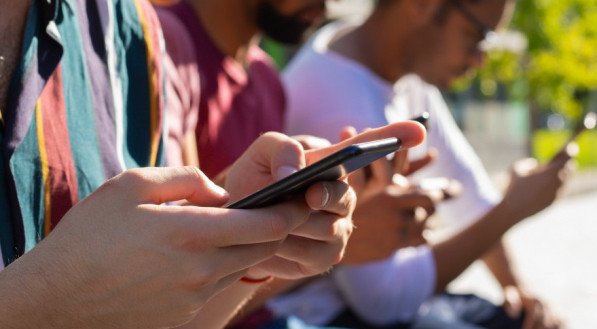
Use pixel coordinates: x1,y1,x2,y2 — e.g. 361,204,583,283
151,2,442,328
0,0,430,327
279,0,569,328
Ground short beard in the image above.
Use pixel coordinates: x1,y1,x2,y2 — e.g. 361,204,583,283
255,1,323,45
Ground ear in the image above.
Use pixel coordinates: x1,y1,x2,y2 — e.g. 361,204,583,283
404,0,444,24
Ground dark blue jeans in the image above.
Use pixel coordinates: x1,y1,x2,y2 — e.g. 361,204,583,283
328,293,524,329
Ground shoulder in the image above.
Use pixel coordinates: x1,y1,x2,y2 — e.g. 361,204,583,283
244,45,286,105
283,46,388,115
246,45,281,81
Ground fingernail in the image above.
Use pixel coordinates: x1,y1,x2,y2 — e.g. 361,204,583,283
208,181,229,197
276,165,298,180
319,183,331,209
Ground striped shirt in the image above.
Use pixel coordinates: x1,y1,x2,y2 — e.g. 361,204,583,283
0,0,166,267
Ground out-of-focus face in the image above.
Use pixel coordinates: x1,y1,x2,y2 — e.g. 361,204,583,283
407,0,509,89
256,0,327,44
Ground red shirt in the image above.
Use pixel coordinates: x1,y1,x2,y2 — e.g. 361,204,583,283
164,1,285,178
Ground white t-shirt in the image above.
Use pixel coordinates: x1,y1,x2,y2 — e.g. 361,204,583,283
268,246,435,326
269,20,502,326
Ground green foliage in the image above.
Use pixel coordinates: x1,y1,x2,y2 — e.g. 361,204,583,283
533,129,597,168
473,0,597,120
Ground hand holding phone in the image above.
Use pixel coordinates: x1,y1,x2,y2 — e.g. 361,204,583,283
567,111,596,144
228,138,402,209
551,111,595,163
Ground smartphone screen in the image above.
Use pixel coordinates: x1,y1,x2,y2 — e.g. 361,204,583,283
227,138,402,209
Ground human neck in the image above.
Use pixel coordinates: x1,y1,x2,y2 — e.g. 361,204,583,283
329,10,409,84
187,0,259,64
0,0,31,112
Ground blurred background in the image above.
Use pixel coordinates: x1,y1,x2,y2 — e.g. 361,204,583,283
262,0,597,328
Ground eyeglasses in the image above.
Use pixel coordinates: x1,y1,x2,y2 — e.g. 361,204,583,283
448,0,498,51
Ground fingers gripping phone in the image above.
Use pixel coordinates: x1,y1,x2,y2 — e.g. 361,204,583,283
567,111,596,144
228,138,402,209
552,111,596,162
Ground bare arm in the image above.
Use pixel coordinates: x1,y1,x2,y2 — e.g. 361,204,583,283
180,278,310,329
0,167,309,328
483,240,519,287
484,236,562,329
176,281,263,329
432,201,518,291
228,278,308,326
432,152,572,292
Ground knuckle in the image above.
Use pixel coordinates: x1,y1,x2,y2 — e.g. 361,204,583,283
119,168,152,187
186,267,217,291
263,212,293,240
345,186,357,211
281,136,303,154
292,262,315,278
328,182,356,213
259,132,299,152
333,249,345,265
183,166,205,181
261,241,282,257
319,245,345,268
339,217,354,237
261,131,285,140
325,215,353,240
98,169,152,200
321,216,341,237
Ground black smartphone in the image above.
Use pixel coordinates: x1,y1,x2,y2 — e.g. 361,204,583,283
227,138,402,209
567,111,596,144
411,112,430,129
551,111,596,161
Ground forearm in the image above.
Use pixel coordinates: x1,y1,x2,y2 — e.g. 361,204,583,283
482,241,519,288
431,200,521,292
177,280,264,329
229,278,308,326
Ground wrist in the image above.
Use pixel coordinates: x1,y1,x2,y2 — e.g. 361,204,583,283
494,199,525,227
0,258,63,327
0,244,90,328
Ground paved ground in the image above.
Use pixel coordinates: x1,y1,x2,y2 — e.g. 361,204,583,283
448,174,597,329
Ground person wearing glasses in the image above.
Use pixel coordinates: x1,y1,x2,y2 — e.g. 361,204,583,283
275,0,569,328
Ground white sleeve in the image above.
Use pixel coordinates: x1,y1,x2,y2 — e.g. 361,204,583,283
333,246,436,326
412,86,502,231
